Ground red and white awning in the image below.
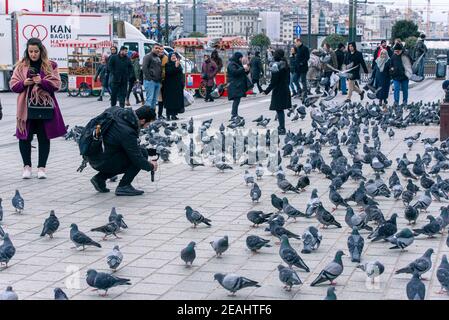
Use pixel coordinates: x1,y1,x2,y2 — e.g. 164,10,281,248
54,39,113,49
173,38,208,48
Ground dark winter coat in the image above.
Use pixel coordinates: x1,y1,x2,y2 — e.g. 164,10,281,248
295,43,310,74
335,49,346,70
212,56,223,73
372,46,393,64
344,49,368,81
108,54,133,84
264,60,292,111
87,106,153,172
375,60,391,100
250,55,263,80
227,60,248,100
94,63,109,88
201,59,218,87
163,61,185,115
142,52,162,82
289,54,297,73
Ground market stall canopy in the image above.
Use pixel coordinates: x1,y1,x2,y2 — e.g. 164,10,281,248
173,37,208,48
214,37,248,49
173,37,248,49
54,39,114,48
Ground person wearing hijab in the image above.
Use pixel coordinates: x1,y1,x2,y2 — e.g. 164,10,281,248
374,49,391,106
163,52,185,120
226,52,250,120
263,49,291,135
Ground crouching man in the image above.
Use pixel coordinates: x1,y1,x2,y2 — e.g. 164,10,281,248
87,106,158,196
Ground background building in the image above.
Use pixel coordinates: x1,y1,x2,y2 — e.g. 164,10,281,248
207,14,223,38
222,10,259,39
182,5,207,35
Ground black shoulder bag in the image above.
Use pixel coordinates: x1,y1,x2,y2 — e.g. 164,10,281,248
27,84,54,120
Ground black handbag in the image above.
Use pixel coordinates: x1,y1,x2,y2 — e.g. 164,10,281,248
201,72,208,80
27,85,54,120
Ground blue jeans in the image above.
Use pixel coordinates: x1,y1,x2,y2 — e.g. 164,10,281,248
143,80,161,110
417,57,425,77
339,77,347,94
290,72,300,95
393,79,409,105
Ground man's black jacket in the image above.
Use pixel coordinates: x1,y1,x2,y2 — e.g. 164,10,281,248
108,54,133,84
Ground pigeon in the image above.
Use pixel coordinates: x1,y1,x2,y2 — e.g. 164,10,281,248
247,211,273,227
282,198,305,220
255,163,264,180
387,228,415,250
0,234,15,267
54,288,69,300
407,272,425,300
347,229,364,263
250,183,262,203
106,245,123,272
413,215,441,237
243,170,255,185
69,224,101,250
301,226,322,254
108,207,128,231
40,210,60,238
369,213,398,242
402,190,415,206
213,273,260,296
296,175,310,191
400,167,417,180
210,236,229,257
180,241,196,267
357,261,385,283
86,269,131,296
271,194,284,212
277,174,300,193
12,190,24,213
279,235,310,272
0,286,18,300
329,185,349,211
395,248,434,279
316,204,342,229
215,162,233,172
310,250,345,286
246,235,271,252
345,207,372,232
90,221,120,240
324,287,337,300
278,264,302,291
404,205,419,225
268,220,301,241
436,206,449,231
436,254,449,294
185,206,212,228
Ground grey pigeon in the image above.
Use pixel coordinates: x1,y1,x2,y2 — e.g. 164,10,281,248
246,211,273,227
268,220,301,241
54,287,69,300
357,261,385,283
279,235,310,272
86,269,131,296
324,287,337,300
246,235,271,252
311,250,345,286
329,185,349,210
271,194,283,212
345,207,372,232
214,273,260,296
244,170,255,185
369,213,398,242
215,162,233,172
387,228,415,250
404,205,419,225
278,264,302,291
316,204,342,229
436,206,449,231
40,210,60,238
277,174,300,193
413,215,441,237
395,248,434,279
108,207,128,230
412,190,432,212
0,286,18,300
282,198,305,220
90,221,120,240
210,236,229,257
181,241,196,266
12,190,24,213
255,163,264,180
106,245,123,271
301,226,322,254
437,254,449,294
250,183,262,202
0,233,15,267
70,224,101,250
406,272,425,300
185,206,211,228
347,229,364,263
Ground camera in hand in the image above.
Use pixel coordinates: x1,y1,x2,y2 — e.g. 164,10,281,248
146,147,159,182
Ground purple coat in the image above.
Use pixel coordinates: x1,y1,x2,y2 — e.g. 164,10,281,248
201,60,218,87
11,66,67,140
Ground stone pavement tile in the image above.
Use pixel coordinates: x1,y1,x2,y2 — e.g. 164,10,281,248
174,280,217,293
251,285,298,299
12,279,51,292
111,267,156,279
126,258,171,269
114,292,160,300
142,273,187,285
160,290,209,300
126,282,172,295
27,271,68,282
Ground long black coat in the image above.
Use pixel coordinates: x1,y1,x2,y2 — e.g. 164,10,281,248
163,62,185,115
265,61,292,111
344,51,368,81
227,60,248,100
250,56,263,80
108,54,133,84
374,60,391,100
295,44,310,74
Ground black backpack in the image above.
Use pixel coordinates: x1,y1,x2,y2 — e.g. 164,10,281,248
78,110,115,157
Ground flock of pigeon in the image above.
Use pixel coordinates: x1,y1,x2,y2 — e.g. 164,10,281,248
1,94,448,300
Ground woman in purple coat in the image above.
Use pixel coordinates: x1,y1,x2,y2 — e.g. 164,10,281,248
9,38,66,179
201,54,218,102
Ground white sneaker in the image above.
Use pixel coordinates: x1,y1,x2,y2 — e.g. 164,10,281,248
22,166,32,179
37,168,47,179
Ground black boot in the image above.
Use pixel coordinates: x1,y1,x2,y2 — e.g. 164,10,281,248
115,184,144,196
90,176,110,193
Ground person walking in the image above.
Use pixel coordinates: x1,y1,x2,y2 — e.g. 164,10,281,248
249,51,264,94
367,40,392,91
289,47,300,97
227,52,250,120
374,49,391,106
9,37,67,179
307,49,322,94
390,42,413,106
157,51,169,119
294,38,310,99
163,53,185,120
414,33,428,77
126,51,144,106
321,42,338,96
201,54,218,102
94,54,109,102
335,43,347,95
108,46,118,94
263,49,291,136
108,46,133,108
344,42,368,103
142,43,163,111
211,49,223,73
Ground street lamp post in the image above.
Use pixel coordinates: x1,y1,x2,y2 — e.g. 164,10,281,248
193,0,197,33
165,0,169,45
307,0,312,48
